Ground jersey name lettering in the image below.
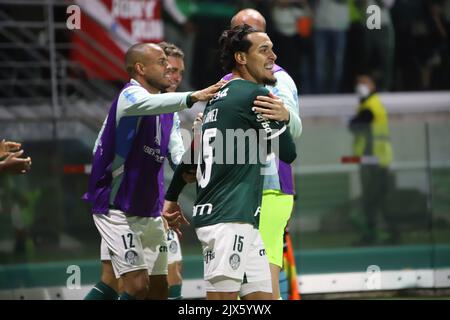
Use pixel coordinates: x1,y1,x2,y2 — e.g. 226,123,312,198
204,109,219,125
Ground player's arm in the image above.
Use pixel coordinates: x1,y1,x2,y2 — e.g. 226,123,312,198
254,71,302,138
120,86,191,117
263,119,297,164
163,160,195,237
249,88,297,164
119,81,225,117
165,162,195,202
168,113,185,170
275,71,302,138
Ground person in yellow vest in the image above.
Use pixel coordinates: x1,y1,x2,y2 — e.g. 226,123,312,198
349,74,397,245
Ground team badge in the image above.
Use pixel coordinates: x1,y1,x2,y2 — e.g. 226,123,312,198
229,253,240,270
125,250,138,265
169,240,178,254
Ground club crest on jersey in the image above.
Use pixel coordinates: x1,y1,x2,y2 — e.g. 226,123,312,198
229,253,241,270
125,250,138,265
169,240,178,254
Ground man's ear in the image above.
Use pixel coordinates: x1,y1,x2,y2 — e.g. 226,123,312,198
135,63,145,76
234,51,246,66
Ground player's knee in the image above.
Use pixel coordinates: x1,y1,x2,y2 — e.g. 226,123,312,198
168,262,182,286
176,261,183,275
101,261,119,291
130,281,149,299
122,271,149,299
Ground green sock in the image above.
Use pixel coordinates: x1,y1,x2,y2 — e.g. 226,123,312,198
118,292,136,300
84,281,118,300
168,284,182,300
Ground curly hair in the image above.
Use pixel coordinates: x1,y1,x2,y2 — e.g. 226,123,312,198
218,24,259,73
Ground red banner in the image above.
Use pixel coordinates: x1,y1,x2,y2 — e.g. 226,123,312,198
71,0,163,80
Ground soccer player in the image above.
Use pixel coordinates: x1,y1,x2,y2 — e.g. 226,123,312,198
229,9,303,299
83,42,222,300
84,42,189,300
163,24,297,300
158,41,186,300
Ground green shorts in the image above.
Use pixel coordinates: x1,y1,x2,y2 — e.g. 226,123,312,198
259,190,294,268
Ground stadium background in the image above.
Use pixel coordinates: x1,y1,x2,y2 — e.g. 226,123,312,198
0,0,449,299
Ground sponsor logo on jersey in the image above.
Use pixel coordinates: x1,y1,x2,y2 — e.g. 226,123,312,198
143,145,165,163
193,203,213,217
259,249,266,256
255,113,273,134
208,88,228,105
229,253,241,270
125,250,138,265
159,245,168,253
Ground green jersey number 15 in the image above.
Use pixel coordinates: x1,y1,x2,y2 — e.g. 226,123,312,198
197,128,216,188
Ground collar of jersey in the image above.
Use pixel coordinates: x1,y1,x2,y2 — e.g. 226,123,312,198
129,78,161,93
222,77,244,88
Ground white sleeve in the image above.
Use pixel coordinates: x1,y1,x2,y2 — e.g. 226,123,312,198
168,112,185,165
163,0,187,25
117,85,191,118
271,71,302,138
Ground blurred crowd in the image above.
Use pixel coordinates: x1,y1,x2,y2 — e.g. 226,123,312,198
183,0,450,94
3,0,450,99
265,0,450,93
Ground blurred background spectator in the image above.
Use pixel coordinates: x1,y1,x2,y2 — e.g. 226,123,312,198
2,0,450,102
312,0,350,94
271,0,314,92
391,0,449,91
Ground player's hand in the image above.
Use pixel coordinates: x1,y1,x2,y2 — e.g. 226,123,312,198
162,200,190,239
190,80,227,102
192,112,203,132
253,92,290,122
0,150,32,174
0,139,21,158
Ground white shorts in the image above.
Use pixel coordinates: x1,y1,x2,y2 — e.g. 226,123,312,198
100,238,111,261
93,210,168,278
167,229,182,264
100,238,120,278
196,222,271,293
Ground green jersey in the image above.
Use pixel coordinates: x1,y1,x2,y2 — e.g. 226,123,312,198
166,78,297,228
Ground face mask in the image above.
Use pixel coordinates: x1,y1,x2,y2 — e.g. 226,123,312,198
355,84,370,98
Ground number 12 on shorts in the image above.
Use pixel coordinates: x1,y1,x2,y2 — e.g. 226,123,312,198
122,233,135,249
233,235,244,252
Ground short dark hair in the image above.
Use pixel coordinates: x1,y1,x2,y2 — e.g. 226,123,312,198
158,41,184,59
218,24,259,72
